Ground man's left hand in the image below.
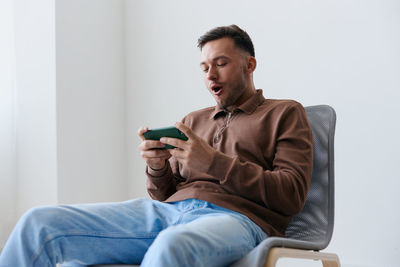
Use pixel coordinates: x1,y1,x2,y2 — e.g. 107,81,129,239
160,122,216,173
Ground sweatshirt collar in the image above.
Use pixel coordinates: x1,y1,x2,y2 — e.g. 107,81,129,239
210,89,265,119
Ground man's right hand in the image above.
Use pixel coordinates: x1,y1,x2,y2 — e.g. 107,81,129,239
138,126,172,170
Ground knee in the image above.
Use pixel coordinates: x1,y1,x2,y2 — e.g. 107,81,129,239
153,225,200,254
19,205,66,235
142,226,202,266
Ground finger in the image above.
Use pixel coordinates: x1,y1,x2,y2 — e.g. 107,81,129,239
168,147,185,159
160,137,187,150
141,149,171,159
146,156,171,169
138,126,149,141
174,122,195,140
139,140,166,150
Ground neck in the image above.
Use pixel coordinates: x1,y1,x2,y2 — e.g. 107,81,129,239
222,86,257,112
235,84,257,106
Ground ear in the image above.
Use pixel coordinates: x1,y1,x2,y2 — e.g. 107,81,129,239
246,56,257,74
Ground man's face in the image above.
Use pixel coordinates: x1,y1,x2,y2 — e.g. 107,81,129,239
200,37,250,109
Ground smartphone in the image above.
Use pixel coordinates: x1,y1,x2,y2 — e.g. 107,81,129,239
143,126,188,149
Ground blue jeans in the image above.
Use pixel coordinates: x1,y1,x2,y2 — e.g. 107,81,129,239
0,198,267,266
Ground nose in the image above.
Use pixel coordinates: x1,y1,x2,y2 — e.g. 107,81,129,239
206,66,218,81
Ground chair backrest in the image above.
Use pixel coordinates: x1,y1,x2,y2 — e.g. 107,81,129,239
284,105,336,250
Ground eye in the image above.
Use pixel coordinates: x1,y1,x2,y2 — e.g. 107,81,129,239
202,67,209,73
217,62,227,67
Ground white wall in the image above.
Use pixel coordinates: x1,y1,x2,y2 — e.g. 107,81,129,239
14,0,58,215
56,0,128,204
0,0,17,248
125,1,400,266
0,0,128,250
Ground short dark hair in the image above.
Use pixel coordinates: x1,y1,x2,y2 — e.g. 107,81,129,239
197,25,255,57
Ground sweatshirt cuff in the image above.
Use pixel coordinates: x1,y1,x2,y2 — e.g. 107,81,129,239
146,163,169,177
206,151,235,180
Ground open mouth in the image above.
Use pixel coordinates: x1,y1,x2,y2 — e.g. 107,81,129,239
211,84,223,96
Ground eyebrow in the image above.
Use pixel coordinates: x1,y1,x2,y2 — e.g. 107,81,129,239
200,55,230,66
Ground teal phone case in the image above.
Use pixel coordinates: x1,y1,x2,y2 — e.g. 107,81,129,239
143,126,188,149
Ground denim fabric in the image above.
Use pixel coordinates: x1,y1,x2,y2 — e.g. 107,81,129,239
0,198,267,267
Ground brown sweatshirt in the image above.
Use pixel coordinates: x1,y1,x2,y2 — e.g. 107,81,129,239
146,90,313,237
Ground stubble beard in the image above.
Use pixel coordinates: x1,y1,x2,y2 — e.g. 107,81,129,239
218,71,247,110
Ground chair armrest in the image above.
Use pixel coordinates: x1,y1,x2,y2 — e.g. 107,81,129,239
266,247,340,267
231,237,328,267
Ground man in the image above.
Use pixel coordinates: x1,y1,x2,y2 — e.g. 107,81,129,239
0,25,313,267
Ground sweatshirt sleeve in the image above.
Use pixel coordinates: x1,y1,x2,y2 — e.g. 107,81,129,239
146,161,178,201
206,103,313,216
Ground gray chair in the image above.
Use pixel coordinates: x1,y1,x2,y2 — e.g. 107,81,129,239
232,104,339,266
94,104,339,267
